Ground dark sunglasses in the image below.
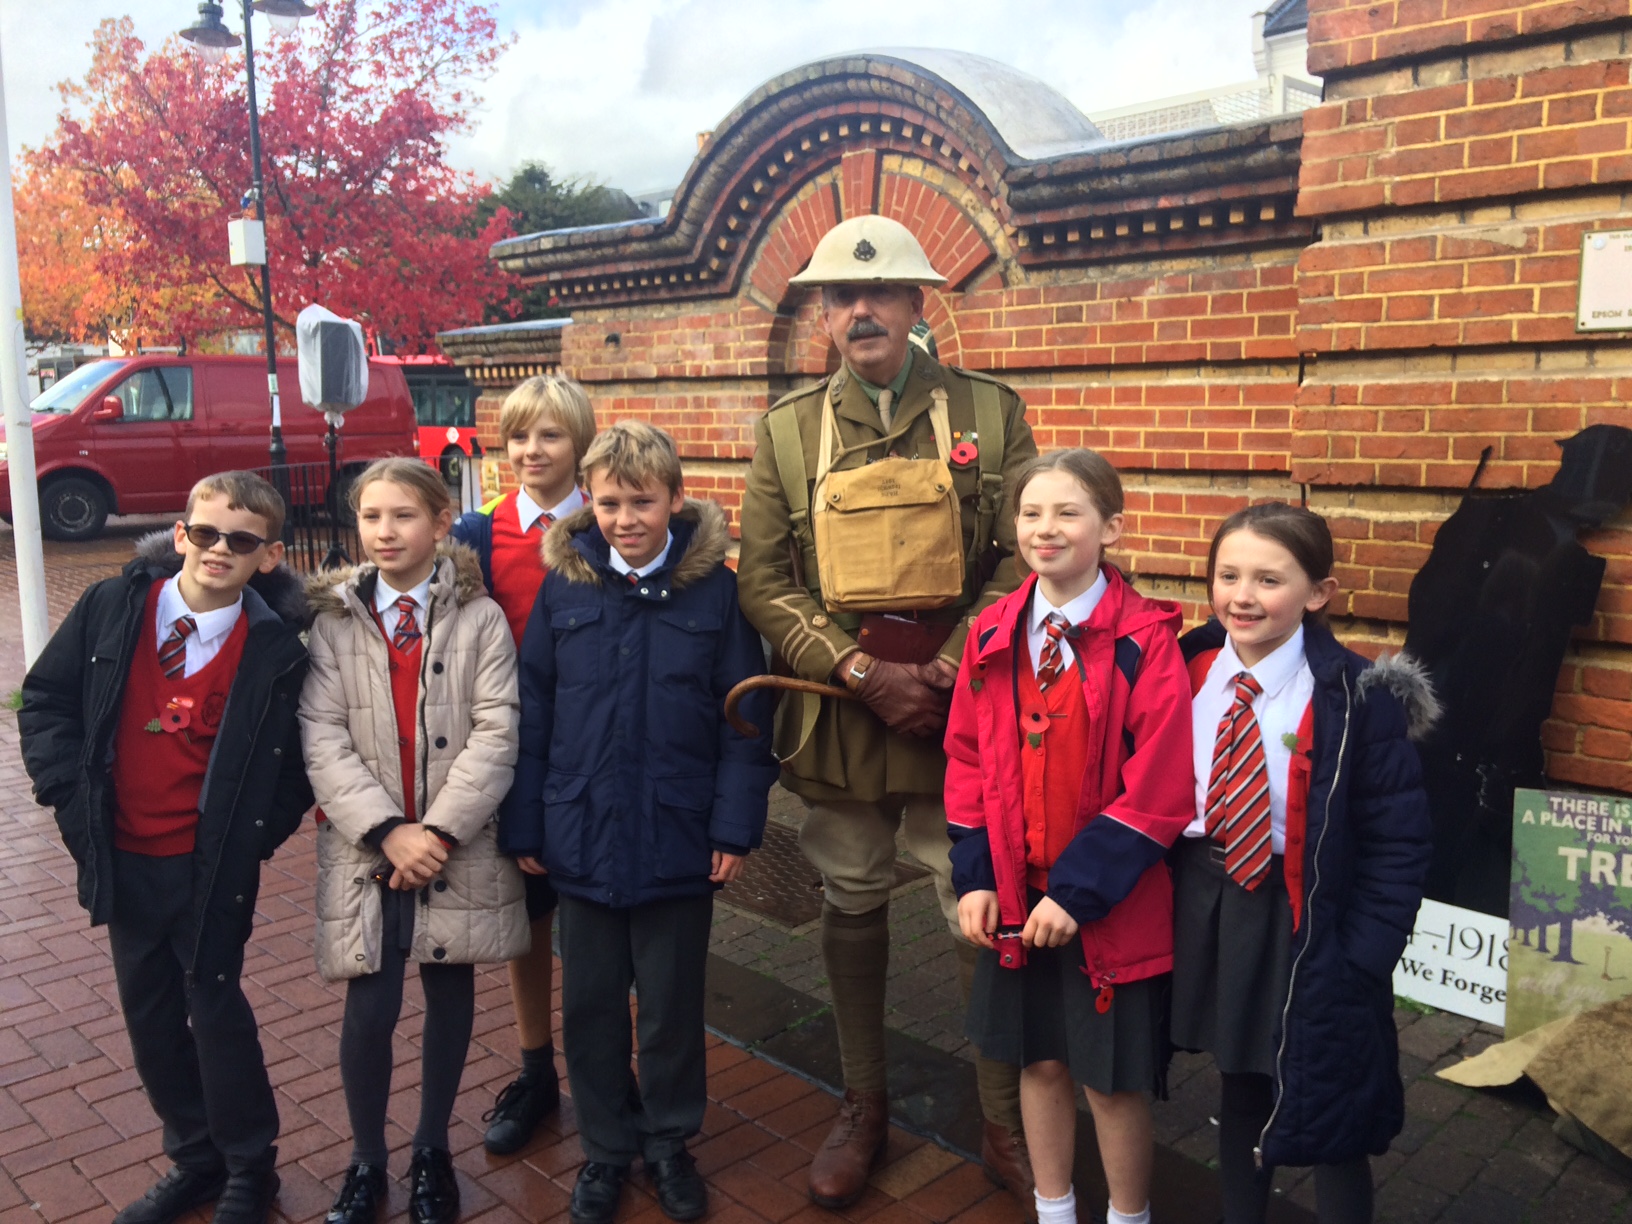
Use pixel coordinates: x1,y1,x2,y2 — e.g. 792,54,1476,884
182,523,270,555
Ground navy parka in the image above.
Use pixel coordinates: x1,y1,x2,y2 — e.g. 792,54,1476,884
500,499,778,907
1180,617,1435,1168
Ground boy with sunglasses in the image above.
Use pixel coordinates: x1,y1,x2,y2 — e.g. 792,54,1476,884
20,471,312,1224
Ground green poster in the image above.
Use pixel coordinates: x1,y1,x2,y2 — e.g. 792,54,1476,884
1508,787,1632,1037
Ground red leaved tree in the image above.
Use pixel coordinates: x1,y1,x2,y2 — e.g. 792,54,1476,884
35,1,517,352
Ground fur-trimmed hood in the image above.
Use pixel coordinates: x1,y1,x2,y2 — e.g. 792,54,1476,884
130,528,309,627
1356,651,1442,742
304,540,488,618
542,498,729,590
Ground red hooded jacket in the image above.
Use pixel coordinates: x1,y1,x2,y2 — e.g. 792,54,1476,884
945,567,1195,989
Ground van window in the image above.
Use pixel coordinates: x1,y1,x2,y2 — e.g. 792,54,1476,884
31,359,130,412
112,368,194,422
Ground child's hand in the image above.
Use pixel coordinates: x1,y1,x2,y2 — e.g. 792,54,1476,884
958,890,1000,949
382,825,449,890
516,856,548,876
710,851,745,883
1021,896,1079,948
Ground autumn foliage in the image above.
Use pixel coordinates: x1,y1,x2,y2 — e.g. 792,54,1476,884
20,1,518,351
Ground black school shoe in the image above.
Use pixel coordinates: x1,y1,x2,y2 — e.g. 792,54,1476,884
407,1148,460,1224
324,1164,389,1224
211,1168,280,1224
114,1164,229,1224
648,1152,707,1223
569,1162,628,1224
482,1068,561,1155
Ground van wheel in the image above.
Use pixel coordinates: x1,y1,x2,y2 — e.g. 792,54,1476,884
42,477,110,541
439,446,464,487
326,468,359,528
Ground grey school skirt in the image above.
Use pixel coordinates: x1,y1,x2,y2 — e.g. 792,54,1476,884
964,894,1167,1096
1169,836,1295,1077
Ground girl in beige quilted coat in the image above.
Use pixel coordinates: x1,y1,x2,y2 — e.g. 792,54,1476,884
299,459,524,1224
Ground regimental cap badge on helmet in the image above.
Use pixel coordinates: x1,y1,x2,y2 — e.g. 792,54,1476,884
789,215,947,286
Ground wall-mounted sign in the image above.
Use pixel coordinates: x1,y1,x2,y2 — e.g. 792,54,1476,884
1395,898,1509,1026
1576,230,1632,331
1508,787,1632,1038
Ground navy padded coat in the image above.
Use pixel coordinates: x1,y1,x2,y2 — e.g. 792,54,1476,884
500,499,778,907
1180,618,1436,1168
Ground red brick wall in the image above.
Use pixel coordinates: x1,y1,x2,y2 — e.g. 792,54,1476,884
458,10,1632,795
1302,0,1632,793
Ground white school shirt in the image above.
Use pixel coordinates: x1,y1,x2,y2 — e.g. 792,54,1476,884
1186,626,1314,855
516,486,586,533
607,531,674,581
374,573,433,640
155,579,242,677
1025,570,1108,675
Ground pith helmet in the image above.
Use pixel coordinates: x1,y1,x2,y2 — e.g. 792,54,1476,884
788,215,947,286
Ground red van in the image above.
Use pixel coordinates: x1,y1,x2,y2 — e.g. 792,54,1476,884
0,354,418,540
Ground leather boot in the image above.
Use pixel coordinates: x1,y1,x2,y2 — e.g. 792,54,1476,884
980,1122,1036,1215
808,1089,889,1209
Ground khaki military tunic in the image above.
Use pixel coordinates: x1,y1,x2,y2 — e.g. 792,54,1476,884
737,352,1038,804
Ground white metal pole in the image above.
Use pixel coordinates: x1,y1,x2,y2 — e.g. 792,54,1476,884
0,42,50,668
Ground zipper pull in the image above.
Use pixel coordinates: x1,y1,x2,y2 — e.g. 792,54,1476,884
1253,1146,1264,1171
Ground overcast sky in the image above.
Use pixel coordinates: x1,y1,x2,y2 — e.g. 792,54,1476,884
1,0,1275,195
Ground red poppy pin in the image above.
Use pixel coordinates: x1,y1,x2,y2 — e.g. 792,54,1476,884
159,697,195,733
949,441,978,467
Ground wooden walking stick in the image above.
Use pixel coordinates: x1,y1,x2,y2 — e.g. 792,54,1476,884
723,674,855,738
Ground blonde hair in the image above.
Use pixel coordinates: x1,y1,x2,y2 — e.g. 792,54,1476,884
580,420,684,495
1011,448,1124,521
498,375,598,463
186,470,286,538
348,458,453,518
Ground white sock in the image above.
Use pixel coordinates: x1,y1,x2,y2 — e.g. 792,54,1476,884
1106,1203,1150,1224
1034,1187,1077,1224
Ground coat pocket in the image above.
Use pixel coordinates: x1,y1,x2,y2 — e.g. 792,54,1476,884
650,773,716,881
541,771,591,877
552,604,603,692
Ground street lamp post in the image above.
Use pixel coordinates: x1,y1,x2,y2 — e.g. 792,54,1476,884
180,0,314,488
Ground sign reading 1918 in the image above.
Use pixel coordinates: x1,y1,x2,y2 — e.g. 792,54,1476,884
1577,229,1632,331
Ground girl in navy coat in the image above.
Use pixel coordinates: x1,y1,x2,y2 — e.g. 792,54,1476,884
1173,503,1435,1224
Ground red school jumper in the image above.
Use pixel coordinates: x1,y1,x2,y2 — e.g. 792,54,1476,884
1016,649,1093,892
111,582,250,855
375,607,425,823
489,492,550,646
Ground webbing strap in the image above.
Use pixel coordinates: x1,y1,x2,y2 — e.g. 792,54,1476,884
967,378,1006,586
767,406,821,600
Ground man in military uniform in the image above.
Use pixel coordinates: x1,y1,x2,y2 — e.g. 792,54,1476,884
737,215,1038,1208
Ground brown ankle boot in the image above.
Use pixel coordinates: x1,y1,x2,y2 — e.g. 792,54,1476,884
808,1089,889,1208
981,1121,1036,1213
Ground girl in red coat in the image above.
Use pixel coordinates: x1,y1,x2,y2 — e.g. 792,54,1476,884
946,450,1194,1224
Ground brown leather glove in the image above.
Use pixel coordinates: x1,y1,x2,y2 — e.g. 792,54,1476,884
851,656,948,738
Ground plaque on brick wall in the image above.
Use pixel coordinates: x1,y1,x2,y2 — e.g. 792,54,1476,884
1576,230,1632,331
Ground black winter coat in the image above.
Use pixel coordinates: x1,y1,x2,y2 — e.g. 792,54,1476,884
500,500,778,907
18,532,313,986
1180,618,1435,1168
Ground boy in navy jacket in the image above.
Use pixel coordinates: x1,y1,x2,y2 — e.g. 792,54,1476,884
501,421,777,1224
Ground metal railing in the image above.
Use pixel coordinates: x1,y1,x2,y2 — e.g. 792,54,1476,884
257,448,488,576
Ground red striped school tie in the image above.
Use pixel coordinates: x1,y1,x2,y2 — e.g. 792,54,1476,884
158,616,197,680
1036,613,1068,691
392,596,421,652
1203,672,1273,891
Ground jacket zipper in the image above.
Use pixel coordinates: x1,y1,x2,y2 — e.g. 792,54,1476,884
188,645,303,984
1256,669,1351,1169
416,581,440,909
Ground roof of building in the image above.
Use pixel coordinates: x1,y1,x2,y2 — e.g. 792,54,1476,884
1262,0,1308,37
859,49,1103,160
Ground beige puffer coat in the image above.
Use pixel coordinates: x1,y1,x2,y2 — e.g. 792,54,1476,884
300,543,527,981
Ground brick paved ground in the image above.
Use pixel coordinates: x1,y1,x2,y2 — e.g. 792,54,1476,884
3,521,1631,1222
